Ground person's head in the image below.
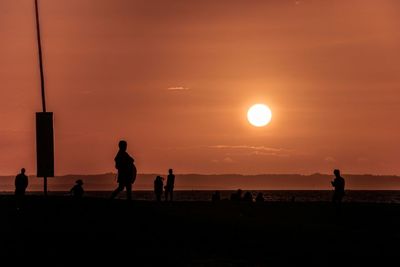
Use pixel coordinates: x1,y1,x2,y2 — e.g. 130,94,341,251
168,168,173,174
118,140,127,151
76,179,83,185
334,169,341,177
21,168,25,174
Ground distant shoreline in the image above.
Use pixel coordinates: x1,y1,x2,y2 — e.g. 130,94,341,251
2,173,400,191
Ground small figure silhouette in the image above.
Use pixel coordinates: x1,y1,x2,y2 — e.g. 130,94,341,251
15,168,28,210
243,192,253,202
110,140,137,200
230,189,243,201
255,192,264,203
331,169,345,204
164,169,175,202
70,179,84,199
15,168,28,197
154,176,164,202
212,190,221,202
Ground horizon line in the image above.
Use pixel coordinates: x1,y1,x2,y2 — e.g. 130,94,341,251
0,172,399,177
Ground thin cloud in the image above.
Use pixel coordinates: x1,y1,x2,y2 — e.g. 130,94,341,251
222,157,234,163
209,145,289,153
324,156,336,163
211,157,235,164
208,145,293,157
167,86,190,91
159,145,293,157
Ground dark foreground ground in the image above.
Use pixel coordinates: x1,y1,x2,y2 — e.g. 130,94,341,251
0,196,399,266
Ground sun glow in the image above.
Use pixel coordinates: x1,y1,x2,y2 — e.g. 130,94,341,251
247,104,272,127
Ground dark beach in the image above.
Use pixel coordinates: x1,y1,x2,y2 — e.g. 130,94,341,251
1,196,399,266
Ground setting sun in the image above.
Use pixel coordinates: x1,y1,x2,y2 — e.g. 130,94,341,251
247,104,272,127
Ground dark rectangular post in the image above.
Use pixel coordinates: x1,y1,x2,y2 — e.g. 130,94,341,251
36,112,54,196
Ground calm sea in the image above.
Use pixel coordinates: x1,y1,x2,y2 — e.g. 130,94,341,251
17,190,399,203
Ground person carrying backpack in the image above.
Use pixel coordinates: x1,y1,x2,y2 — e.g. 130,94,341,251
110,140,137,200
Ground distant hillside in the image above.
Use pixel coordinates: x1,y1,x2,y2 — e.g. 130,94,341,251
1,173,400,191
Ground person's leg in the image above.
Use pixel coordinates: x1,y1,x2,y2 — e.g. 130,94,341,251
111,183,124,199
170,189,174,202
126,183,132,201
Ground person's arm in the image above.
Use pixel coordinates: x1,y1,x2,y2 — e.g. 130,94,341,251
131,165,137,184
115,158,119,170
114,153,122,170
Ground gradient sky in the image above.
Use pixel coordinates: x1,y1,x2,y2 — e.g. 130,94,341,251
1,0,399,175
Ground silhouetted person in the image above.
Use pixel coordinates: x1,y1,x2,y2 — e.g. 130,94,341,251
15,168,28,209
230,189,243,201
331,169,345,204
110,140,137,200
15,168,28,197
255,192,264,203
164,169,175,201
212,190,221,202
70,179,84,199
154,176,164,202
243,191,253,202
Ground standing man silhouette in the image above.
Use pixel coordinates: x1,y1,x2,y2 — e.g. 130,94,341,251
110,140,137,200
15,168,29,197
15,168,28,209
331,169,345,204
165,169,175,202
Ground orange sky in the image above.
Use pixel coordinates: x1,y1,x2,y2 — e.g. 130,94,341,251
1,0,399,175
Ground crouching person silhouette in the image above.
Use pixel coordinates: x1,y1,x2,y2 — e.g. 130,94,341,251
70,179,84,199
110,140,137,200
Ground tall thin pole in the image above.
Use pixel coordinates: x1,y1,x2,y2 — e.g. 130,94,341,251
34,0,47,113
34,0,48,196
